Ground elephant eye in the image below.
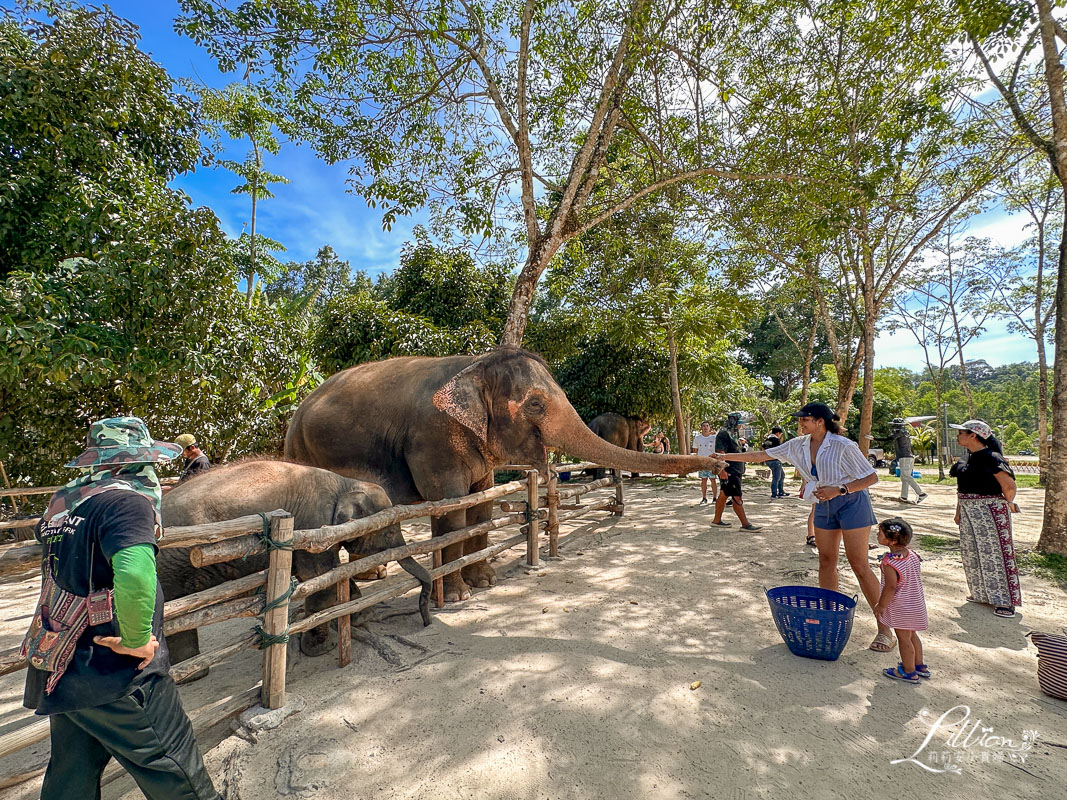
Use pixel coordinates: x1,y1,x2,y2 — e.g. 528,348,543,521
526,397,545,415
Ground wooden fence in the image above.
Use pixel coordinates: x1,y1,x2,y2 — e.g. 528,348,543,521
0,463,623,789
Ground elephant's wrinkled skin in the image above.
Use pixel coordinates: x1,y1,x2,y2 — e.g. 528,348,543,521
285,348,726,602
587,412,650,479
160,460,404,668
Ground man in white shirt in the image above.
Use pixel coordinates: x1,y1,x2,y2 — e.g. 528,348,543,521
691,421,718,504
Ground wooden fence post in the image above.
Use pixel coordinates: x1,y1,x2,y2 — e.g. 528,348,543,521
526,469,540,566
613,469,624,517
262,514,294,710
337,573,351,669
432,547,444,609
546,469,559,558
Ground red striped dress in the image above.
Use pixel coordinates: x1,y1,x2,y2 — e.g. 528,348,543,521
878,549,928,631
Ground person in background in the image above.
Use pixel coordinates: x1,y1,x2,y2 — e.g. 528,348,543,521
764,426,789,499
691,421,718,504
717,402,893,651
23,417,221,800
652,431,670,454
711,412,761,530
174,433,211,484
949,419,1022,618
890,418,927,504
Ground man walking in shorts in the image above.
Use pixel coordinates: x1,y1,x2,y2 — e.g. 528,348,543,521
711,413,761,530
692,421,718,503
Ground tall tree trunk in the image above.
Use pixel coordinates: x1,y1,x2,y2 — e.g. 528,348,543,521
1037,196,1067,554
857,312,877,456
800,307,818,406
1037,327,1050,487
667,325,687,458
934,378,946,480
501,232,564,346
1035,0,1067,555
247,142,261,307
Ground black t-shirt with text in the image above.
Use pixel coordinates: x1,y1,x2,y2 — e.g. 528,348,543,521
24,491,170,715
950,448,1015,496
716,429,745,476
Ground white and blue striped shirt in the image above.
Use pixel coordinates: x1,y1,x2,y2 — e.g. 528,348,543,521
766,433,876,501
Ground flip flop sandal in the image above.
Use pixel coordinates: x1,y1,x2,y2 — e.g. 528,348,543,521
908,662,932,679
965,596,982,603
869,633,897,652
710,521,731,527
994,606,1016,618
805,535,817,547
884,666,920,684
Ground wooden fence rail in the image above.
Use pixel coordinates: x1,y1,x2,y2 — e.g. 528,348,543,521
0,465,623,789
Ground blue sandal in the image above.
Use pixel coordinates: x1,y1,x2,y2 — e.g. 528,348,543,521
903,662,931,679
883,666,921,684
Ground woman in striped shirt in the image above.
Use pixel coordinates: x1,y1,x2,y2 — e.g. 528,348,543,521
717,402,895,653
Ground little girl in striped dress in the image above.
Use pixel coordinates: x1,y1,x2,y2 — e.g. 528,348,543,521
874,517,929,684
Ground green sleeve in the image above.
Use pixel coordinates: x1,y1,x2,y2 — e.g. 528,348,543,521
110,543,157,648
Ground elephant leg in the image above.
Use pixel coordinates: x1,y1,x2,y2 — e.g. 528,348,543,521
434,509,471,602
165,629,209,683
461,477,496,589
294,550,340,657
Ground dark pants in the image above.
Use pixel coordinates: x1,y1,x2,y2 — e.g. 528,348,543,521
768,460,785,497
40,674,220,800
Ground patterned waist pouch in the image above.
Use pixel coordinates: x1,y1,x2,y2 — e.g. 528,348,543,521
20,570,112,695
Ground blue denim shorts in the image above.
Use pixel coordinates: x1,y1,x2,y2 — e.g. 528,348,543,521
814,490,877,531
698,470,717,479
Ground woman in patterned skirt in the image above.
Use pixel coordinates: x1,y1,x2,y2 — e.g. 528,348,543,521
949,420,1022,618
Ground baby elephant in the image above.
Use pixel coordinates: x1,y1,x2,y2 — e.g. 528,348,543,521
160,459,408,672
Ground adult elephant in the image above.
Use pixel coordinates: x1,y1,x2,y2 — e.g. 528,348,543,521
160,460,423,671
285,348,725,602
587,412,650,479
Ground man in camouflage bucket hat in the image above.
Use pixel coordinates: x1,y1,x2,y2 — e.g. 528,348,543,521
25,417,221,800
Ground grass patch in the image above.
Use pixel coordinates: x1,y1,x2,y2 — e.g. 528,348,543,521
918,534,959,553
1017,550,1067,589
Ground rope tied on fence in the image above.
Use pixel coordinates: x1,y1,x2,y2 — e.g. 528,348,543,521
256,576,298,614
254,624,291,650
239,512,295,560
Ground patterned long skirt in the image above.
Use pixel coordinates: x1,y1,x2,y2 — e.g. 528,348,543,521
957,494,1023,608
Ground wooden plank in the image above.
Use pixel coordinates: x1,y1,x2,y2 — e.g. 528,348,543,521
262,515,294,710
526,470,540,566
337,574,351,669
162,569,268,620
554,500,616,525
0,718,48,759
555,476,613,501
546,469,560,558
162,510,289,548
171,630,259,685
163,596,264,636
0,518,38,532
289,531,528,635
614,469,625,517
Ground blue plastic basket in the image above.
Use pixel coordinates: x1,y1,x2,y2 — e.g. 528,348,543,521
765,585,858,661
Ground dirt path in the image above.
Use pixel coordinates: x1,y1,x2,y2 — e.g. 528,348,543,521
1,474,1065,799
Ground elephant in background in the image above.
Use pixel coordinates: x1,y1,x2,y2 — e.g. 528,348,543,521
160,459,410,672
285,347,725,603
587,412,650,479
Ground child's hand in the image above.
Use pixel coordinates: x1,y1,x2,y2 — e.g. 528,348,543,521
874,604,887,620
954,509,961,525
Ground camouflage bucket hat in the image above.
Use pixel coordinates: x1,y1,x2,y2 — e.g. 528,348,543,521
64,416,184,468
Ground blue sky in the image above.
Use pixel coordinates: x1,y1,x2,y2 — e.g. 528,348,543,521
101,2,1041,370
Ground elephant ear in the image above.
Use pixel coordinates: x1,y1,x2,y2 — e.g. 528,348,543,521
432,361,489,443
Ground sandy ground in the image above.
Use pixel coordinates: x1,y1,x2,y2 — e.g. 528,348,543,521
1,473,1065,800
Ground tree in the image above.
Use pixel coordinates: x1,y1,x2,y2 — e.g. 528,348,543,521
985,156,1059,483
966,0,1067,554
176,0,805,345
0,4,199,278
196,82,291,303
720,0,1006,451
0,5,310,486
266,245,356,307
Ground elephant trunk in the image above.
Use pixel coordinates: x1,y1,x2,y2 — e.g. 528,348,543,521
543,403,726,475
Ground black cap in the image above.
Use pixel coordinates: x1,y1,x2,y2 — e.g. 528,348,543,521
790,402,839,422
